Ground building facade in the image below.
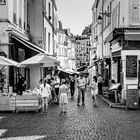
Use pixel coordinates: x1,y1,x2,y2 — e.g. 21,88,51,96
92,0,140,102
0,0,58,91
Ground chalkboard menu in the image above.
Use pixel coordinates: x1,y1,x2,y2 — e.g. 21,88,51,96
126,55,137,77
126,89,139,109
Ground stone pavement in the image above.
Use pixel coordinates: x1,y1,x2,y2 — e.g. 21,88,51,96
0,89,140,140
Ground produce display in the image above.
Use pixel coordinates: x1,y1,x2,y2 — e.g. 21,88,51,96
0,88,42,112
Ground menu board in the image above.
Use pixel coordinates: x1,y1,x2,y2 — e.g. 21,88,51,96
126,55,137,78
126,89,139,109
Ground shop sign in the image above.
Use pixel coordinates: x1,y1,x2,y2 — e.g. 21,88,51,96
126,55,137,78
0,0,6,5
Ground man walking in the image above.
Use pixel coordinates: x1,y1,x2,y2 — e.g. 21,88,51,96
77,73,86,106
97,74,103,95
69,75,75,99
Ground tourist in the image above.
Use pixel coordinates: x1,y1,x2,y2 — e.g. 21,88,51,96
59,79,68,114
40,79,51,114
90,76,98,106
77,73,86,106
54,74,60,104
69,74,75,99
97,74,103,95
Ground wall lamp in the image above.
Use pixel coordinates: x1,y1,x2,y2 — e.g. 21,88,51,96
97,12,111,24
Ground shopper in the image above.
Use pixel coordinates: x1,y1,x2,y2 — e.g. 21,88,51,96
90,76,98,106
54,74,60,104
97,74,103,95
77,73,86,106
59,79,68,114
17,74,25,95
74,74,79,96
40,79,51,114
69,75,75,99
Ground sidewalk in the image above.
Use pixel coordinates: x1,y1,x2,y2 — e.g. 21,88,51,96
97,94,127,109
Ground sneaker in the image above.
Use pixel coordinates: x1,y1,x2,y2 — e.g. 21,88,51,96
77,103,80,106
41,112,44,114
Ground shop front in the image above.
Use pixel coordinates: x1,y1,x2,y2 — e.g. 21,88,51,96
107,28,140,107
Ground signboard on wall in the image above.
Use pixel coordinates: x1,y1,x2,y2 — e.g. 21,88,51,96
126,55,137,78
0,0,6,5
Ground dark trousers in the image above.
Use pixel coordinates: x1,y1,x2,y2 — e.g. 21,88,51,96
77,88,85,104
70,85,75,97
98,82,102,95
55,88,59,103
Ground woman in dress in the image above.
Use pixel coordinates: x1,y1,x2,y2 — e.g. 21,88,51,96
59,79,68,114
90,76,98,106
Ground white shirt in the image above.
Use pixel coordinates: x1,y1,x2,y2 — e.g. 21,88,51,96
41,83,51,98
78,77,86,89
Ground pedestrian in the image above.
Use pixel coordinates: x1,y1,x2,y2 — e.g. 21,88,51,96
90,76,98,106
74,74,79,96
69,74,75,99
17,73,25,95
40,79,51,114
59,79,68,114
50,78,56,104
54,74,60,104
97,74,103,95
77,73,86,106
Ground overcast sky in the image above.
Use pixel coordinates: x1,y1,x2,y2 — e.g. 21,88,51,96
56,0,94,35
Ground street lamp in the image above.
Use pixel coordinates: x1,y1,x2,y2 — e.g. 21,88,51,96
97,12,111,77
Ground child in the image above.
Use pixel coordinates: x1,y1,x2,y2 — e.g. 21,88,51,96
59,79,68,114
90,76,98,106
40,79,51,114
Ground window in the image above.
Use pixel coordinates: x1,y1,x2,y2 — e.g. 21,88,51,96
48,2,51,20
44,27,46,50
48,32,50,52
13,0,17,24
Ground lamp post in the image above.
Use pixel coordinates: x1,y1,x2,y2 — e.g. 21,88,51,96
97,6,111,77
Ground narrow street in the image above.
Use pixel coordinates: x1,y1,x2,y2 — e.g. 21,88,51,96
0,90,140,140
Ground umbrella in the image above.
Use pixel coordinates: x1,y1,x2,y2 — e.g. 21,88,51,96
19,53,60,67
0,56,19,66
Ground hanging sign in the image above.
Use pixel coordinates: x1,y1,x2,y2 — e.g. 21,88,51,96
0,0,6,5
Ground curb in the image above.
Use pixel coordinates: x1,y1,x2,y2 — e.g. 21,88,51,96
97,95,127,109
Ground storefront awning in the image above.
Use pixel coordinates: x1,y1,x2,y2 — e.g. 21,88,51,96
124,33,140,40
12,36,46,53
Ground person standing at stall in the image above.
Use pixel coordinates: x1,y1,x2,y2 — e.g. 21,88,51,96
40,79,51,114
17,74,25,95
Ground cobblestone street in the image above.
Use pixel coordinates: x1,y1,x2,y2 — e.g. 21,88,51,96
0,91,140,140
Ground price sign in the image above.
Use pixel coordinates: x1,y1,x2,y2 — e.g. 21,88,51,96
126,55,137,78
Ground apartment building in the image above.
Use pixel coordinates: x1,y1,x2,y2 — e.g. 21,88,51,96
92,0,140,102
0,0,58,90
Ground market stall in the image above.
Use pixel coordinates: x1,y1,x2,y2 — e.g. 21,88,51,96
15,89,42,113
0,56,19,112
19,53,60,89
